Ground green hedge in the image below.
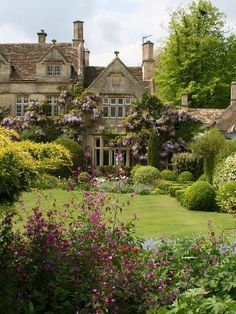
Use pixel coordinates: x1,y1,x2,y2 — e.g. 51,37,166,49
216,181,236,213
177,171,194,183
160,170,177,181
184,181,216,211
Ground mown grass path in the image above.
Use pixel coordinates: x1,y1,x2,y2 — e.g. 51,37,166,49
18,189,236,239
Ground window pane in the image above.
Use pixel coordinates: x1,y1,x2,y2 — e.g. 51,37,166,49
111,98,116,105
118,106,123,118
47,66,53,75
103,98,109,104
54,65,61,76
118,98,123,105
24,97,28,103
95,149,100,166
96,138,100,147
125,98,131,105
103,106,109,117
53,105,59,116
103,150,109,166
16,97,21,104
16,105,22,116
23,105,28,113
125,106,130,115
110,107,116,117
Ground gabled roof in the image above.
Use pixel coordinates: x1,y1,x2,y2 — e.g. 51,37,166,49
86,56,144,91
0,43,79,80
39,44,70,63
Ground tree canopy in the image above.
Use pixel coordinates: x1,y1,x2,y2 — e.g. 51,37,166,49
155,0,236,109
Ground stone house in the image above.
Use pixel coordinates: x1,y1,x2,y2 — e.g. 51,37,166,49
0,20,155,167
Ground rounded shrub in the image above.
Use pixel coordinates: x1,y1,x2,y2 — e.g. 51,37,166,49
78,172,91,182
177,171,194,183
30,174,60,190
213,153,236,187
160,169,177,181
131,164,142,177
197,174,206,181
216,182,236,213
53,137,84,178
133,166,160,185
184,181,216,211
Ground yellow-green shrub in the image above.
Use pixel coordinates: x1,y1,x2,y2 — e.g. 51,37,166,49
0,146,36,204
15,141,72,172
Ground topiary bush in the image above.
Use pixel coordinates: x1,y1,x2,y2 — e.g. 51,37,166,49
130,164,142,178
197,174,206,181
172,152,203,179
78,171,91,183
53,137,84,178
216,182,236,213
213,153,236,187
160,169,177,181
133,166,160,185
177,171,194,183
184,181,216,211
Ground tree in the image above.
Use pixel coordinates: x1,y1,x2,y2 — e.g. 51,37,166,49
190,128,225,183
155,0,236,109
147,132,160,167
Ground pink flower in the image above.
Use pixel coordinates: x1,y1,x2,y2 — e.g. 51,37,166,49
84,151,91,158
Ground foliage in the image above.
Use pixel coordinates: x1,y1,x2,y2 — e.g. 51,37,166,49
177,171,194,183
155,0,236,109
53,137,84,178
216,182,236,213
148,132,161,167
197,173,206,181
0,126,19,141
172,152,203,178
215,138,236,164
190,128,226,183
20,125,48,143
0,146,36,204
160,170,177,181
78,171,91,182
133,166,160,185
15,141,72,173
1,188,235,313
130,164,142,178
213,152,236,187
30,174,60,190
119,94,200,167
184,181,216,211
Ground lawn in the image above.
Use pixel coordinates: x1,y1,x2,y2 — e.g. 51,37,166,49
17,189,236,239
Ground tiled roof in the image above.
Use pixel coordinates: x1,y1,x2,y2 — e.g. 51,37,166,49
188,108,224,126
0,43,79,80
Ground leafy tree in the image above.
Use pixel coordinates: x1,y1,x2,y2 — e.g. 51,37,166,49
190,128,225,183
155,0,236,108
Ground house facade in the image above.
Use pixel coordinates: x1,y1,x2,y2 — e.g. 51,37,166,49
0,21,155,167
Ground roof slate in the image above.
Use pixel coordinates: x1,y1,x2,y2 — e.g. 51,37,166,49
188,108,224,126
0,43,78,80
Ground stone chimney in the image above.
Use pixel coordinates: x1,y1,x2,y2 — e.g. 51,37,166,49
181,93,189,111
142,40,154,81
73,20,84,48
231,81,236,105
84,49,90,66
37,29,47,44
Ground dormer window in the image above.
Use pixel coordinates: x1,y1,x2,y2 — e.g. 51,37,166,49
47,64,61,76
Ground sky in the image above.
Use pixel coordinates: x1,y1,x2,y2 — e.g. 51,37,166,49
0,0,235,66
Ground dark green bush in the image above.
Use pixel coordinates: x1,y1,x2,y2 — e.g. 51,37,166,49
216,181,236,213
172,152,203,178
160,169,177,181
177,171,194,183
53,137,84,178
133,166,160,185
184,181,216,211
20,126,47,143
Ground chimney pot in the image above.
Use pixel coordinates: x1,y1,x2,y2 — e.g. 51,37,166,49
37,29,47,44
84,49,90,66
181,93,189,108
73,20,84,48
